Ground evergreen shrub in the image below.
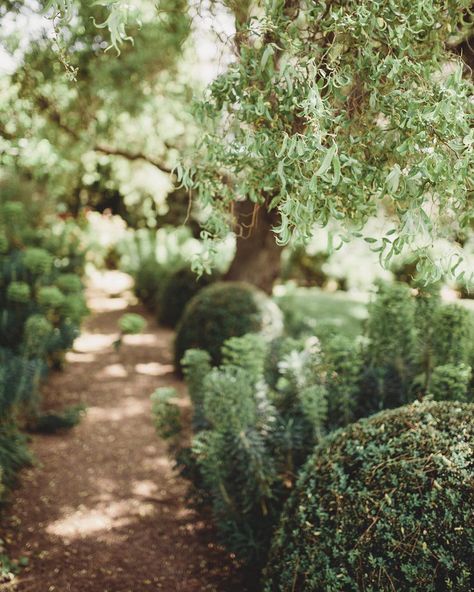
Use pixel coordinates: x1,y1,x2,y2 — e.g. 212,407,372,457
174,281,283,368
263,400,474,592
156,266,217,328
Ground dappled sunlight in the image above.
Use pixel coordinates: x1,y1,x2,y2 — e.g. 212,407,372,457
132,479,159,498
87,295,130,313
88,270,134,296
74,332,116,353
123,333,160,347
65,351,96,363
141,455,173,471
46,499,155,541
135,362,174,376
99,363,128,378
87,398,148,423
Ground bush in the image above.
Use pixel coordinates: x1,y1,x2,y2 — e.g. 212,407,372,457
156,282,474,573
118,313,146,335
0,198,88,504
430,363,472,402
157,266,217,328
359,283,474,415
174,281,283,368
158,334,336,565
30,405,86,434
431,304,474,367
363,281,417,410
133,255,165,308
264,400,474,592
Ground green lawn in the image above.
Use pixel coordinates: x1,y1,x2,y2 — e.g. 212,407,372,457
274,286,369,342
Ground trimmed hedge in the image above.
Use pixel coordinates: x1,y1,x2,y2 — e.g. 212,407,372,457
157,266,216,328
174,281,283,367
263,400,474,592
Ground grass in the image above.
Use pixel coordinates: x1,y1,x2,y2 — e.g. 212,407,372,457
274,285,369,341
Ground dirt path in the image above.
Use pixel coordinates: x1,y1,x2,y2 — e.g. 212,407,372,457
1,272,244,592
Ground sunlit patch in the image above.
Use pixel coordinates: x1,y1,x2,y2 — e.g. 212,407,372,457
100,363,128,378
74,333,116,353
141,456,173,470
441,286,458,302
87,296,129,312
87,398,147,423
132,479,158,498
46,499,155,540
65,351,96,363
88,269,134,295
135,362,174,376
123,333,160,346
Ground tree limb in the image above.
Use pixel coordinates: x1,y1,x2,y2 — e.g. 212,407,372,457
93,144,173,175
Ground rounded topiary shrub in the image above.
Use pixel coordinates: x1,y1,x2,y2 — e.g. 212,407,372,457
157,266,217,328
264,400,474,592
174,281,283,368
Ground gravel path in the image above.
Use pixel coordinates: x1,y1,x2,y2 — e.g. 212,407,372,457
1,272,243,592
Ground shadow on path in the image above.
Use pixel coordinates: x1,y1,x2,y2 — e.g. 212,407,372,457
1,272,245,592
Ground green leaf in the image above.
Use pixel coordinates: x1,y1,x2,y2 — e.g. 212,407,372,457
315,144,337,177
386,165,401,193
260,45,274,71
332,154,341,185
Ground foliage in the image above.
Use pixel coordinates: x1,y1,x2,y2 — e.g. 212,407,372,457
281,246,330,288
174,281,283,368
118,313,146,335
121,226,233,323
360,282,474,414
157,266,218,328
263,400,474,592
30,404,86,434
151,388,182,441
0,197,87,500
323,336,362,429
157,281,474,571
275,285,368,341
181,348,212,431
1,0,193,222
182,0,473,284
430,363,472,402
160,333,349,565
114,313,146,351
361,281,417,412
431,303,474,367
0,425,31,490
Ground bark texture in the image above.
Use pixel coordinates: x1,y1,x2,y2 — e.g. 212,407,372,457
225,200,283,294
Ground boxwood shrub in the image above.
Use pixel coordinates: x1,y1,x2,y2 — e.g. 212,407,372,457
157,266,217,328
174,281,283,368
263,400,474,592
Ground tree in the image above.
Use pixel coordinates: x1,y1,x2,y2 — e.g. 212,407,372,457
183,0,473,291
0,0,192,222
9,1,474,291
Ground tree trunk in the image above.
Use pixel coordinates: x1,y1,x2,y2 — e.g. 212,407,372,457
225,200,283,294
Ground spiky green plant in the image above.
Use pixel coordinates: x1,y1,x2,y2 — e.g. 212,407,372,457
6,282,31,304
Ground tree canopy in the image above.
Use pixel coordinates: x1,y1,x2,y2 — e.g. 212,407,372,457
3,0,474,284
184,0,473,283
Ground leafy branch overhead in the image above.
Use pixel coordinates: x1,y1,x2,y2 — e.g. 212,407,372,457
42,0,473,283
182,0,473,282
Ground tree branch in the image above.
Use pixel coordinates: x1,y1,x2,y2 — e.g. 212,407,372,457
93,144,173,175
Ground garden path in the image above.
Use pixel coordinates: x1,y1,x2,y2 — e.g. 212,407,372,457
1,271,242,592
